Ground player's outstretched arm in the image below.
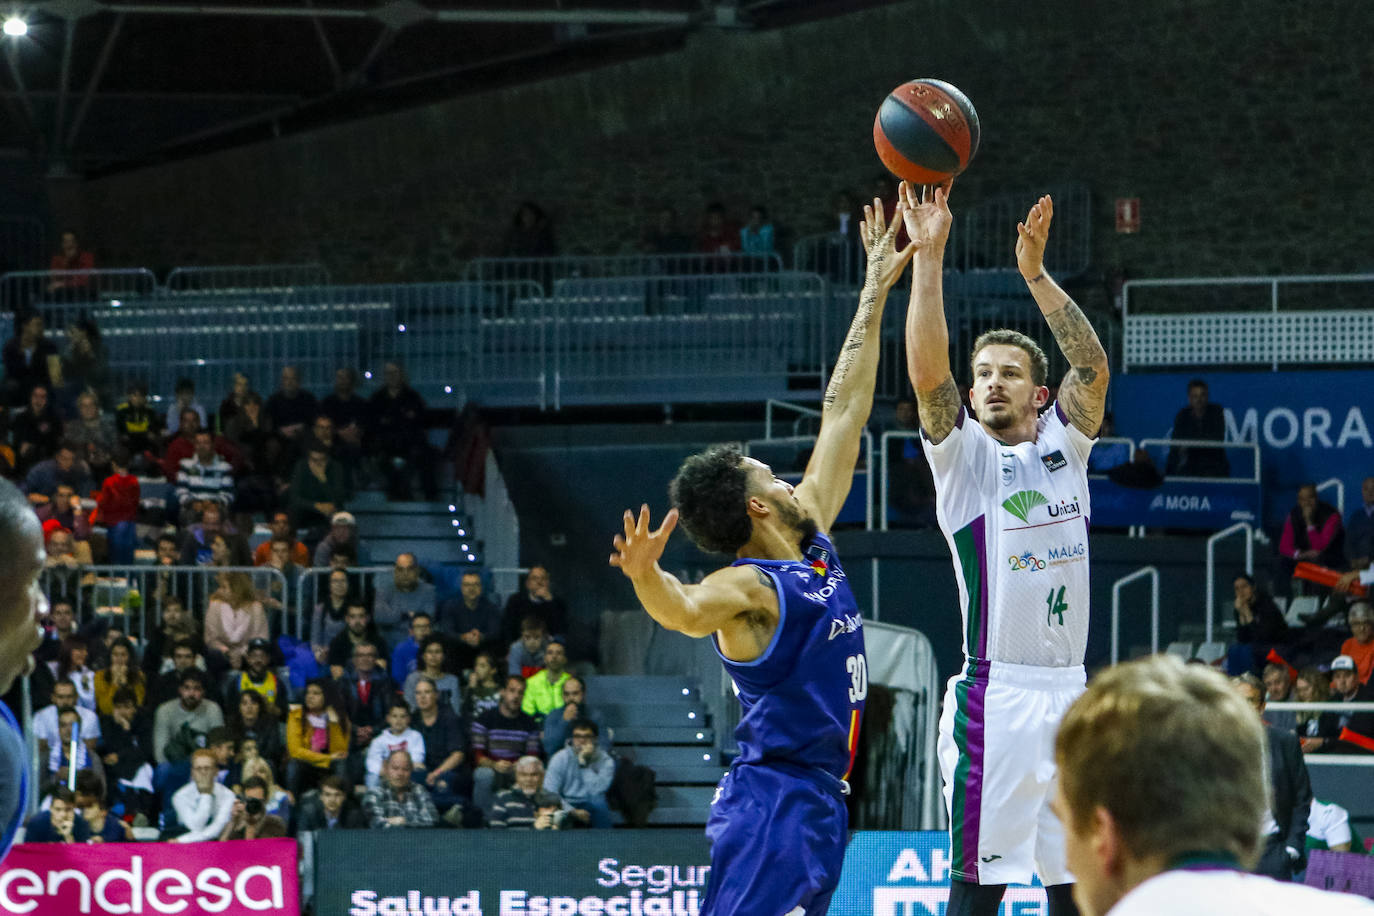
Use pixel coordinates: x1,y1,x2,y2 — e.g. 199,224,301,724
900,181,960,444
794,197,914,531
1015,195,1110,437
610,505,777,638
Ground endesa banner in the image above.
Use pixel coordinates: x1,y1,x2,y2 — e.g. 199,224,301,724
318,830,1047,916
0,838,299,915
1112,370,1374,529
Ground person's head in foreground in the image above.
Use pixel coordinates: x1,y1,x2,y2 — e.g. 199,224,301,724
1052,655,1264,916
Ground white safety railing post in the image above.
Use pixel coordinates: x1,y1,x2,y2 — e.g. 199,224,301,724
1316,477,1345,516
1111,566,1160,665
1205,522,1253,644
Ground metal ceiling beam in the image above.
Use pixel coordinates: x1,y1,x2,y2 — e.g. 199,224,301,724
303,0,344,87
102,4,694,26
64,12,123,150
54,20,76,151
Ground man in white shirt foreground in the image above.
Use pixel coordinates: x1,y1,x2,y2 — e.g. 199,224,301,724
1051,655,1374,915
170,748,236,842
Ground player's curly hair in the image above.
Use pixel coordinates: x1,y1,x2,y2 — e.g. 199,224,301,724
669,444,754,555
971,329,1049,387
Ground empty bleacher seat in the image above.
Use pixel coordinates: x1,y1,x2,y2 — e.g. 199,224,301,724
1194,641,1227,665
1165,641,1194,661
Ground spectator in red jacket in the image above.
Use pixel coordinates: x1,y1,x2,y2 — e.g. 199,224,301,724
162,409,241,481
95,446,140,564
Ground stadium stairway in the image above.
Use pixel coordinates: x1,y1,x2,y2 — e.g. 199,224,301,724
347,490,481,573
583,674,726,827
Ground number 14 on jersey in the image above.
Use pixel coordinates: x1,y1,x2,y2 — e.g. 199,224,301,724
1046,586,1068,627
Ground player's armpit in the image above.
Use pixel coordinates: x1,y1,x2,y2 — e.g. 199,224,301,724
675,564,780,639
917,375,962,445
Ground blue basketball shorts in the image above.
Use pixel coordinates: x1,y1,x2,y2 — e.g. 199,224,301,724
699,762,849,916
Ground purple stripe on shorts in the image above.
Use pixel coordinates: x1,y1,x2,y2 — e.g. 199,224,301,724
963,659,991,878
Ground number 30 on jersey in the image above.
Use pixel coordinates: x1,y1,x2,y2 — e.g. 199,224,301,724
846,654,868,703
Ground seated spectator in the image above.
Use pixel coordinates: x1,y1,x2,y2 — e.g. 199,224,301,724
502,201,555,256
75,770,132,843
147,638,202,709
24,441,94,506
523,637,570,718
311,568,355,651
508,617,550,679
1339,602,1373,684
254,510,310,567
738,205,776,257
337,641,395,779
411,675,470,822
363,750,438,829
367,362,438,501
94,637,145,716
266,366,318,444
1306,798,1361,854
35,597,78,665
285,678,350,797
177,502,237,566
176,430,236,517
403,635,461,718
162,408,240,482
216,372,252,429
35,677,100,763
374,552,436,648
1229,573,1292,675
223,391,281,501
43,526,92,608
1293,666,1341,752
1347,476,1374,571
54,634,97,712
886,399,937,528
542,676,611,758
169,748,236,842
328,603,389,678
164,378,207,441
471,676,542,814
294,774,367,833
365,699,425,789
313,510,360,567
500,566,568,647
113,381,163,466
46,707,102,791
288,441,347,533
544,719,615,828
93,445,139,564
2,311,57,409
697,202,739,254
1261,662,1298,734
224,637,289,719
439,571,502,672
35,483,93,543
47,230,95,294
237,753,288,816
218,775,288,840
461,651,502,723
98,686,154,816
227,689,285,772
320,368,368,455
1279,484,1345,590
152,668,224,766
1325,654,1374,755
1165,379,1230,478
64,390,115,477
489,757,564,830
641,206,692,254
12,385,63,475
205,572,269,671
23,786,90,843
392,611,433,682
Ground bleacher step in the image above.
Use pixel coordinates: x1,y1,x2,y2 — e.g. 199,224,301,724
614,726,714,745
584,676,699,703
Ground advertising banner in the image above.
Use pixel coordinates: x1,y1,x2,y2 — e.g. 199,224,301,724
0,838,299,915
317,830,1047,916
1112,370,1374,528
1088,477,1262,529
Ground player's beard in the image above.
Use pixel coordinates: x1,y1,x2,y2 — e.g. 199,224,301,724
773,496,818,545
977,397,1029,431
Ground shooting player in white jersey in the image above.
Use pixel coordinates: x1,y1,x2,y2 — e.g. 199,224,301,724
900,183,1111,916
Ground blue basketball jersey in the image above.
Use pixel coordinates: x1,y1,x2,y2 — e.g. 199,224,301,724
0,700,29,863
720,531,866,782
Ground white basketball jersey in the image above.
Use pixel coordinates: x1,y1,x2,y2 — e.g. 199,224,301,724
1110,869,1374,915
923,402,1095,667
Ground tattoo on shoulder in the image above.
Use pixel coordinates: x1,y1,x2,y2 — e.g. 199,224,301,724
752,566,771,588
918,376,961,444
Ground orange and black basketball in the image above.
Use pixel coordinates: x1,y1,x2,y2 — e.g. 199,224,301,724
873,78,980,185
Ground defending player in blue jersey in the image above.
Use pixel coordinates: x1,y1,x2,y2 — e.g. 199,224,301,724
0,477,50,863
610,198,915,916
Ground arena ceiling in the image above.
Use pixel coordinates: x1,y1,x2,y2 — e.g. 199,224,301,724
0,0,895,176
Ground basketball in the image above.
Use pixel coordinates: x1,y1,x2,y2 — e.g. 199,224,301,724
873,78,980,184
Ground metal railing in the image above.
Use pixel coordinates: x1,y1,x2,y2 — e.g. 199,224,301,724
292,565,395,641
1204,523,1254,644
1317,477,1345,515
0,268,159,315
463,252,784,291
1136,438,1262,484
1121,273,1374,372
165,263,332,293
1111,565,1160,664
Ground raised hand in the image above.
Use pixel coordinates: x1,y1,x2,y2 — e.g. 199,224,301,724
609,505,679,580
898,180,954,254
1015,194,1053,280
859,197,915,291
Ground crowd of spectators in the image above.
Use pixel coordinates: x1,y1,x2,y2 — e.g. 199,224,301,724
0,332,625,843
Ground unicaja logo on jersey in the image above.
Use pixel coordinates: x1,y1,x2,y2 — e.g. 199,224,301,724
1001,490,1048,523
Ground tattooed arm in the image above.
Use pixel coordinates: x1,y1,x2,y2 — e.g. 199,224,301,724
795,197,913,531
898,182,961,445
1015,195,1110,437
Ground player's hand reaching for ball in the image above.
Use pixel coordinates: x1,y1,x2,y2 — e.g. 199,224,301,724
610,505,678,581
1015,195,1053,281
898,180,954,256
859,197,916,291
